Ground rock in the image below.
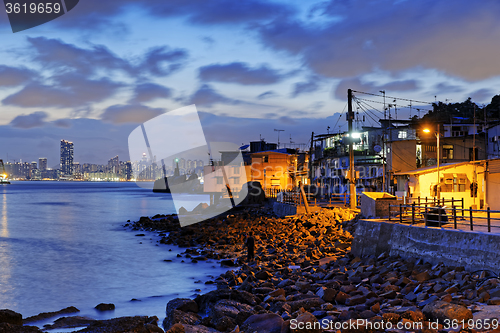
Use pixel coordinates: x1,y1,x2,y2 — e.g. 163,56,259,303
0,309,22,325
163,310,200,330
345,295,366,306
290,311,321,333
255,270,273,280
74,316,162,333
42,316,96,330
487,297,500,305
167,298,199,314
166,323,185,333
0,323,42,332
335,291,350,304
24,306,80,324
195,289,259,313
316,287,337,302
415,271,432,282
422,300,473,322
288,297,325,312
241,313,283,333
178,207,188,215
208,299,254,322
94,303,115,311
169,324,220,332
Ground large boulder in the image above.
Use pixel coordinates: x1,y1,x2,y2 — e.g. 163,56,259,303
167,299,199,314
422,300,473,322
195,289,259,313
241,313,283,333
0,309,22,325
75,316,163,333
290,312,322,333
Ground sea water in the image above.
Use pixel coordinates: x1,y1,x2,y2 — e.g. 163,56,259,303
0,181,228,328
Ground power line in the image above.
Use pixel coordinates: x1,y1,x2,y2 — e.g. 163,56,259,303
352,90,433,105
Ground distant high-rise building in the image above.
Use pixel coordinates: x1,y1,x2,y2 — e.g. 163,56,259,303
60,140,74,175
39,158,47,171
108,155,119,173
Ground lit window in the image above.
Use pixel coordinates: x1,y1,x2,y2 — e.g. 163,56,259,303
398,131,407,139
443,145,453,159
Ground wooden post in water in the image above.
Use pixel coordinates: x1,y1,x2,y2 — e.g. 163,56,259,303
487,207,491,233
453,206,457,229
469,207,473,231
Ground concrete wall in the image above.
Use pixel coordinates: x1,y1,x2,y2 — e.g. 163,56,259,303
273,202,297,217
352,219,500,272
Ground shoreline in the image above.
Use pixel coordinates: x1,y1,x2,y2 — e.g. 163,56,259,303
5,205,500,332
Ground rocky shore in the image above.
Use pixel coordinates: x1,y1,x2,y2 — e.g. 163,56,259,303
3,205,500,332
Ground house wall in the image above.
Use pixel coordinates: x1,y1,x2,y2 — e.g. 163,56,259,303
486,170,500,210
412,163,485,209
388,140,416,174
250,153,293,190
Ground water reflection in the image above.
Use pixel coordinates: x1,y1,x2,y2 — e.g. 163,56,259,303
1,187,7,237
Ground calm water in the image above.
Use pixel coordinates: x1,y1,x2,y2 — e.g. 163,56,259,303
0,181,227,328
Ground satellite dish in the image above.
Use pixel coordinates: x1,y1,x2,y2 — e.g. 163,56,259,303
374,145,382,153
239,145,250,150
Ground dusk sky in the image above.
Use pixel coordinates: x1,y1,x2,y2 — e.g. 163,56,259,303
0,0,499,166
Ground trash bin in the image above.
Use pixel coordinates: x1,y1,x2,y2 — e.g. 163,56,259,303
425,206,448,226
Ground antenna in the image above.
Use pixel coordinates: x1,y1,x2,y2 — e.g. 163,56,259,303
274,129,284,148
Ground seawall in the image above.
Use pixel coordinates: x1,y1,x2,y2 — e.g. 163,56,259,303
352,219,500,272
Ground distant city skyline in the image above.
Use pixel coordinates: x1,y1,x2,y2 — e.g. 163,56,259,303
0,1,499,166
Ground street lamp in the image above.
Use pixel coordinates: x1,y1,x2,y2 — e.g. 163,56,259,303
423,126,441,201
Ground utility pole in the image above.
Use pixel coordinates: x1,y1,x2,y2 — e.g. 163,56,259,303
348,89,357,209
308,131,314,185
274,129,284,148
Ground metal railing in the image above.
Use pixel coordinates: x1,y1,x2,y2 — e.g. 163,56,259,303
388,201,500,232
269,187,360,207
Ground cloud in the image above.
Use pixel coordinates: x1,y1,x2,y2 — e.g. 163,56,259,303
333,77,419,100
0,65,36,87
27,37,133,76
291,76,322,97
10,111,48,128
257,0,500,80
28,0,294,33
130,83,173,103
189,84,239,107
26,37,187,78
434,82,464,94
469,89,495,104
199,62,286,85
257,90,277,100
101,104,165,124
53,119,72,128
2,73,123,108
141,46,189,77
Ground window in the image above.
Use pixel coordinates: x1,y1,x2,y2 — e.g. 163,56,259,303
262,156,268,163
233,177,240,184
216,177,223,184
233,166,240,174
443,145,453,159
398,131,407,139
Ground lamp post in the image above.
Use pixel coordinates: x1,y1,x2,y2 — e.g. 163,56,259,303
423,125,441,201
